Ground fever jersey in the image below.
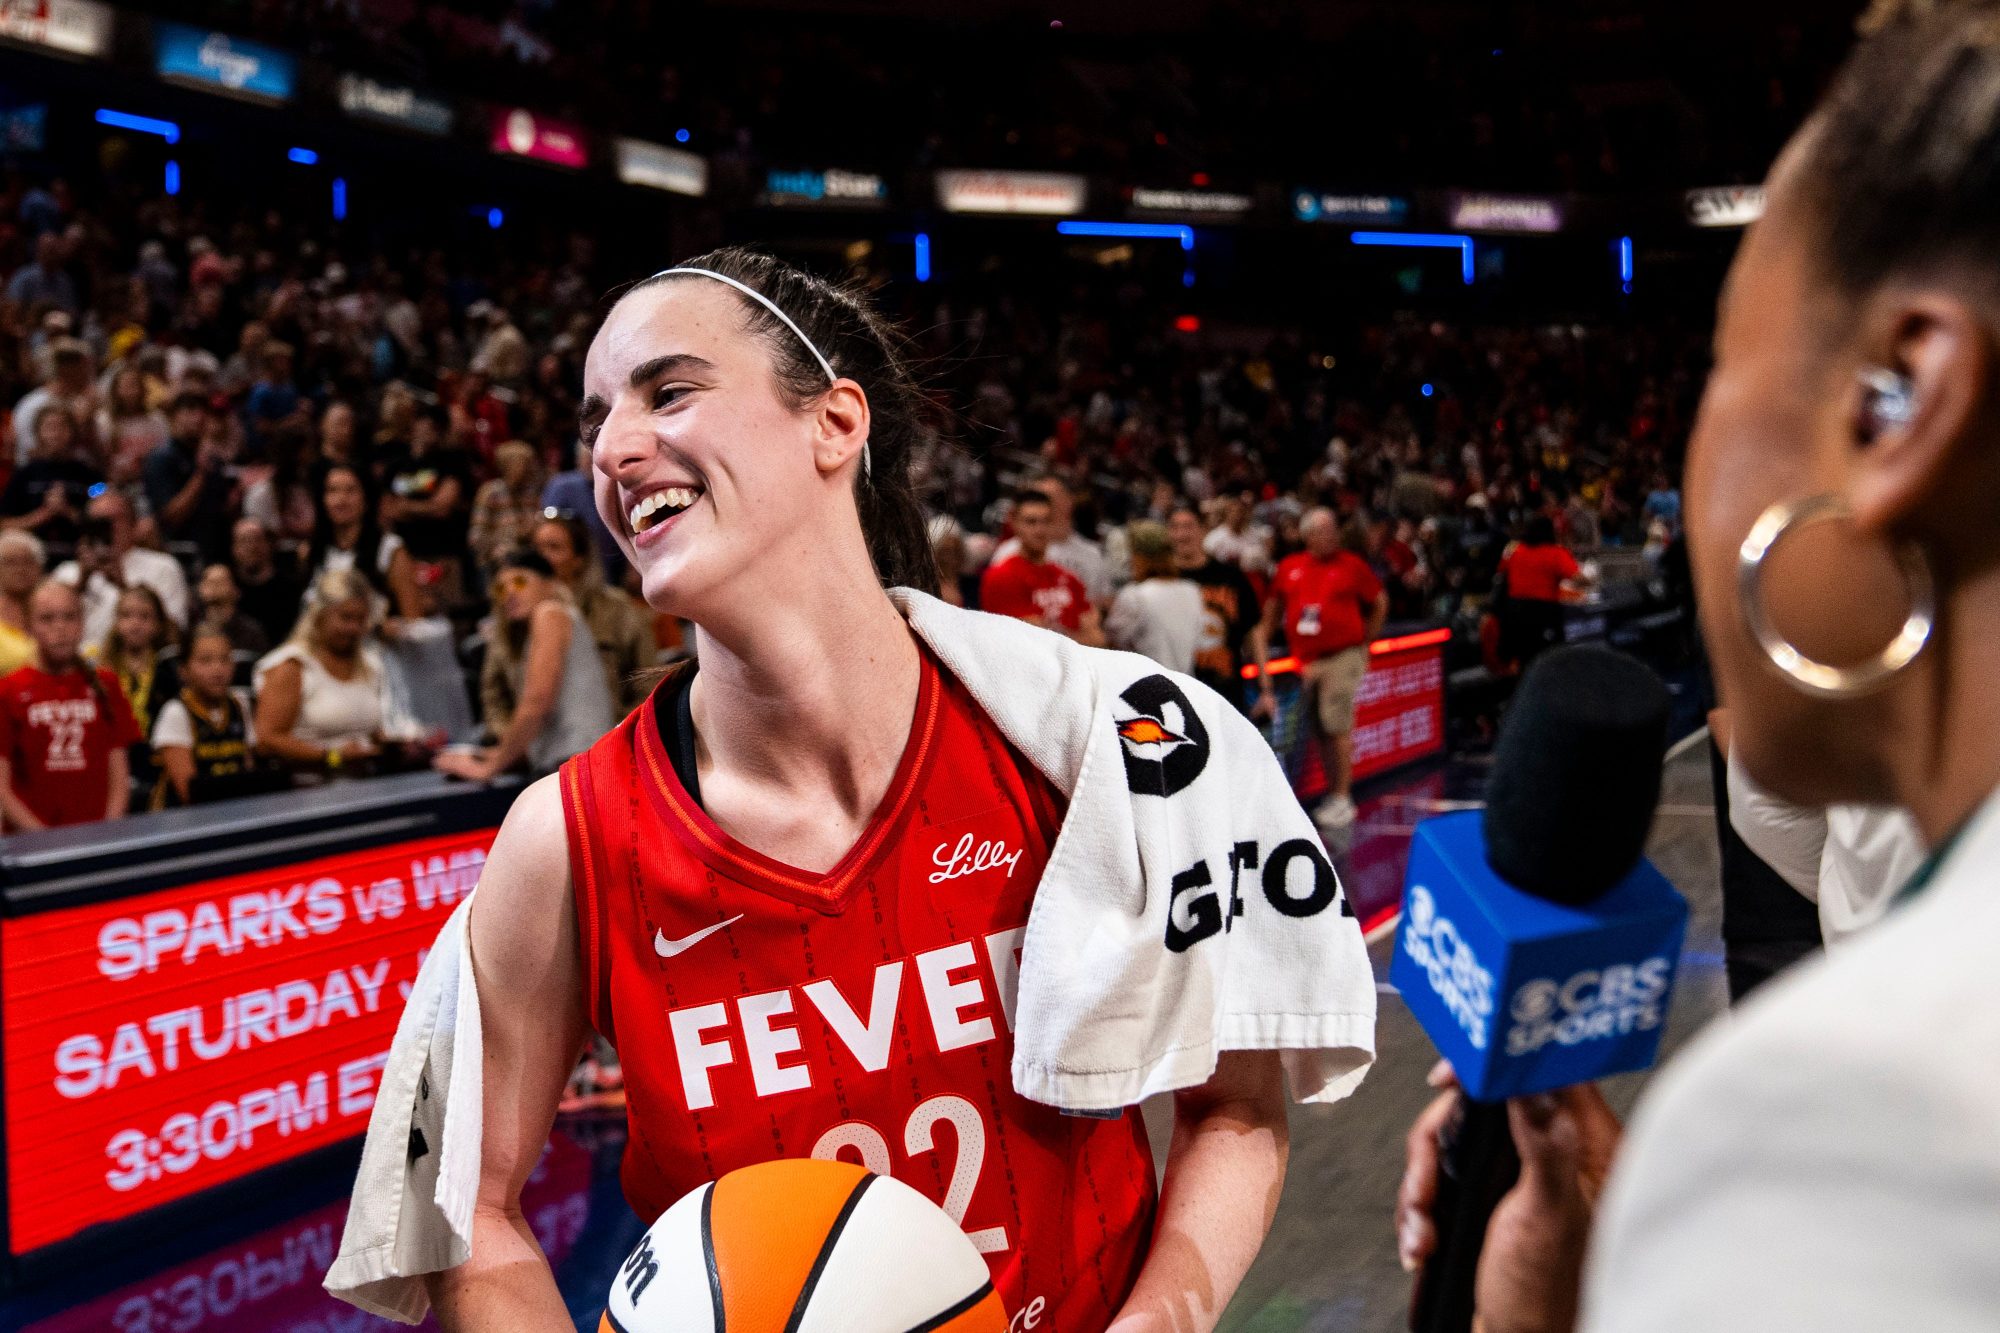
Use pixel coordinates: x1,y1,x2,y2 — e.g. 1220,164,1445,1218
0,663,139,828
980,554,1089,631
560,651,1157,1327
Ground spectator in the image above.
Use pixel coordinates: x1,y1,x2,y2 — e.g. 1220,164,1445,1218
6,231,76,315
11,337,95,467
0,531,43,676
442,548,614,782
230,518,303,650
541,441,623,580
317,399,361,474
194,562,270,660
253,567,416,779
467,439,545,578
1497,513,1587,669
143,392,240,562
90,583,181,786
0,579,138,829
242,340,303,452
1105,521,1206,673
0,408,99,545
96,365,170,486
54,494,191,648
979,490,1105,644
990,475,1114,605
928,515,969,607
528,512,654,716
450,370,512,473
467,301,530,385
1169,502,1267,714
241,419,316,552
150,624,266,809
1203,492,1275,579
1258,508,1386,831
304,464,423,623
378,407,471,599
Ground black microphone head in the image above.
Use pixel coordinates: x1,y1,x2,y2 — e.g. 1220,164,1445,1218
1483,645,1670,906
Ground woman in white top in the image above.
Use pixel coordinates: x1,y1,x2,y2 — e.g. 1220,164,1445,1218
1400,6,2000,1328
303,464,423,625
1105,520,1206,673
253,567,418,778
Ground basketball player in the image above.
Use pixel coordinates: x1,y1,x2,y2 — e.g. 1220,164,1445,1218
432,250,1292,1330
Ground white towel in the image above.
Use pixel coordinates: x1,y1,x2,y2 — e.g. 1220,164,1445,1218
328,588,1376,1320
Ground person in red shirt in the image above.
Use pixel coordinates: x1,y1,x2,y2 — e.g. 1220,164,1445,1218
0,579,140,829
1498,514,1588,668
1256,508,1387,831
426,249,1290,1329
978,489,1106,645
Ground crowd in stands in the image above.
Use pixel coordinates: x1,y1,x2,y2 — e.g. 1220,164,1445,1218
0,160,1691,832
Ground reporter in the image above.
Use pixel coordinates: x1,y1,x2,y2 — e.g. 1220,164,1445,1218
1400,5,2000,1328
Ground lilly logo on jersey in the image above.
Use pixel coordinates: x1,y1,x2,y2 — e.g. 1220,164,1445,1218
1400,884,1495,1050
929,834,1023,884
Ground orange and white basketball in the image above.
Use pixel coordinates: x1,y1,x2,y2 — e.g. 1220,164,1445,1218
600,1158,1007,1333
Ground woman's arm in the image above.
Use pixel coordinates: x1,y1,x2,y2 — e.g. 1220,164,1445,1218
1107,1051,1290,1332
384,545,426,621
442,604,568,782
426,775,588,1331
159,746,195,804
103,746,130,820
0,757,44,830
254,659,337,767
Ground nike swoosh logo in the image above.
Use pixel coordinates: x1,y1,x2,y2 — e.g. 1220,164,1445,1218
654,914,744,959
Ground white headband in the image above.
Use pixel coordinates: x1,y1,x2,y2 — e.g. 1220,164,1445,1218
651,265,868,479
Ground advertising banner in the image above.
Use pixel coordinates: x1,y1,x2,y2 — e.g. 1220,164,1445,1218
1685,185,1765,228
154,22,296,102
0,0,111,59
1448,192,1564,233
764,167,887,207
1129,186,1252,219
1351,635,1446,781
936,169,1086,216
2,827,497,1256
490,106,588,168
617,137,707,196
1291,190,1409,225
337,73,453,137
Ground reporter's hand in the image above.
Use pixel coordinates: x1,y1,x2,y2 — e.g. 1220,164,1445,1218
1398,1062,1623,1333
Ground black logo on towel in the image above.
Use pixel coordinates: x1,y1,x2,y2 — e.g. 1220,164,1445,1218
1115,675,1210,797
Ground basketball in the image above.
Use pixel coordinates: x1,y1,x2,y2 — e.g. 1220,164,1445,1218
599,1158,1007,1333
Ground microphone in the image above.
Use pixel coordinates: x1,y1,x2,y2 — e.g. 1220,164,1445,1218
1394,645,1687,1333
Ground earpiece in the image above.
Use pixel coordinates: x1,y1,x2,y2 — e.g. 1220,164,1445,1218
1858,367,1917,442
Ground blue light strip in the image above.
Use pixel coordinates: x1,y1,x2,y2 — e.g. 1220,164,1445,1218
1350,231,1476,286
487,207,504,229
1618,235,1634,284
164,160,180,196
96,108,180,143
332,177,348,221
914,232,931,283
288,147,318,165
1056,220,1196,251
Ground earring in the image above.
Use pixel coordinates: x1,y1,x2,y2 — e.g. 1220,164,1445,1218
1737,493,1935,698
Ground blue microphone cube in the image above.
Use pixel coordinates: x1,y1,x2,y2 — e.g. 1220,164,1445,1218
1390,811,1689,1101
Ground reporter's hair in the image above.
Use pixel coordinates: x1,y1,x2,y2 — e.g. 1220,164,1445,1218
626,247,940,594
1801,0,2000,300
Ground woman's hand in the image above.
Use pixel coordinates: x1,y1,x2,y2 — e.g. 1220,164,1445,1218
1250,683,1278,722
434,748,499,783
1397,1062,1623,1333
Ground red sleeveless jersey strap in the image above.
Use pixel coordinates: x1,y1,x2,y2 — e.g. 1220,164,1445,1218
559,713,642,1043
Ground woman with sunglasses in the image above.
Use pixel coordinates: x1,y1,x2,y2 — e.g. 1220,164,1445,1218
436,547,615,782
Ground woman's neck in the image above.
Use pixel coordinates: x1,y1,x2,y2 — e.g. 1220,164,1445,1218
1890,568,2000,845
688,560,921,819
36,650,76,675
332,521,361,550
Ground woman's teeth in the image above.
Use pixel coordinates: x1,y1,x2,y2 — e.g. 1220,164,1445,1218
628,487,700,533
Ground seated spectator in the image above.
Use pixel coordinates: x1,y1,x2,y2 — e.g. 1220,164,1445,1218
230,518,303,650
241,418,317,552
979,490,1105,645
439,549,613,782
1105,521,1206,674
90,584,181,787
379,405,472,596
316,399,361,475
0,530,42,676
142,392,239,564
97,364,170,486
929,515,968,607
242,340,303,453
541,441,624,582
528,512,654,715
0,407,99,545
253,568,419,779
12,336,96,470
0,579,139,829
150,624,268,809
7,232,77,318
54,493,190,648
194,562,270,660
304,464,423,624
467,439,545,578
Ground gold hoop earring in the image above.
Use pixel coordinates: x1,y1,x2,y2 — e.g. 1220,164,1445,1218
1737,493,1934,699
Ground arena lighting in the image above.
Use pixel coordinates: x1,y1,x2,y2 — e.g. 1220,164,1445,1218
487,207,504,229
675,127,690,143
332,177,348,221
1350,230,1476,285
1240,627,1451,680
95,108,180,143
914,232,931,283
1421,383,1435,398
1619,235,1635,290
163,160,180,196
287,147,318,165
1056,220,1196,251
1174,315,1200,332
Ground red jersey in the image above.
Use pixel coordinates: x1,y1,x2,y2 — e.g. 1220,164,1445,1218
1501,543,1581,602
0,663,140,828
560,652,1156,1326
980,555,1088,631
1270,550,1383,662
